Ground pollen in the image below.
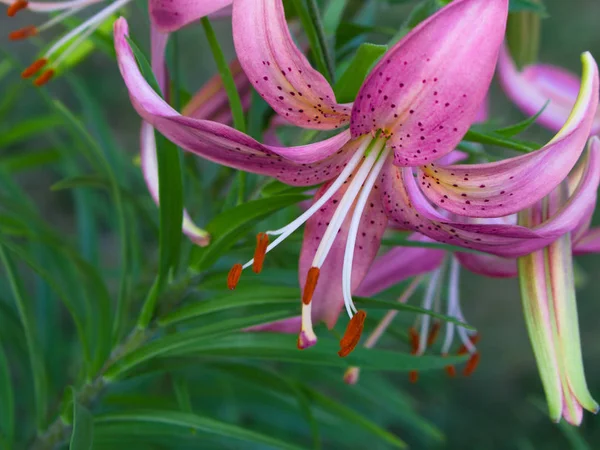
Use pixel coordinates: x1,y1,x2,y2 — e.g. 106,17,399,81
409,370,419,383
427,321,441,346
252,232,269,273
463,352,480,377
7,0,28,17
408,327,419,354
22,58,48,79
302,267,320,305
33,69,54,87
227,263,243,290
338,309,367,357
445,365,456,378
8,25,37,40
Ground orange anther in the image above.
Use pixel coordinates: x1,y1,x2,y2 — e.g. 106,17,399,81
458,333,480,355
252,232,269,273
33,69,54,87
409,370,419,384
7,0,28,16
9,25,37,40
227,263,243,290
427,321,441,346
463,352,480,377
338,310,367,357
302,267,320,305
21,58,47,79
408,327,419,354
445,365,456,377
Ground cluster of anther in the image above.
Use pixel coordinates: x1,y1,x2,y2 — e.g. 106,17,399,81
6,1,55,85
226,232,269,290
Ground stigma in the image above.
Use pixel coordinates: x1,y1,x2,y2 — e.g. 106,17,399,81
6,0,132,86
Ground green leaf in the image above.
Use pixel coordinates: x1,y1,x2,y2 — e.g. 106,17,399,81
95,410,308,450
334,43,387,103
0,115,64,147
104,310,298,380
508,0,547,14
125,36,162,95
69,387,94,450
0,342,14,446
463,129,540,153
150,333,468,372
303,387,406,448
0,149,61,173
0,245,48,430
323,0,348,34
190,194,309,270
494,101,549,137
158,285,300,327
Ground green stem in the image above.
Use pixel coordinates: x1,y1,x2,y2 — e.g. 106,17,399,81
201,17,247,203
291,0,335,83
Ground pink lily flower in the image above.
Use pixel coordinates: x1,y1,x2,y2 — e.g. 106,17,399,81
498,45,600,135
114,0,598,355
3,0,231,84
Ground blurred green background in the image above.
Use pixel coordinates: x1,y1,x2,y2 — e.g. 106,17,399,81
1,0,600,448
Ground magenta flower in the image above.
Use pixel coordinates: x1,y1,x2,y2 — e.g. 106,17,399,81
498,46,600,135
3,0,231,84
114,0,598,354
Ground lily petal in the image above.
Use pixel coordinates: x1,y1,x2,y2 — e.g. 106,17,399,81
498,46,600,135
573,228,600,254
417,52,599,218
232,0,351,130
299,174,388,328
380,138,600,257
115,18,353,186
149,0,232,32
356,233,444,297
455,252,517,278
351,0,508,165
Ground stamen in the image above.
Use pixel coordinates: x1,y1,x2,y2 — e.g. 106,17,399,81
252,232,269,273
9,25,37,40
343,367,360,385
338,309,366,357
427,322,441,346
341,142,390,317
458,333,480,355
7,0,28,16
298,302,317,349
463,352,480,376
21,58,47,78
442,353,456,377
409,370,419,383
417,268,442,355
227,263,242,290
302,267,320,305
33,69,54,86
409,327,419,354
241,139,370,271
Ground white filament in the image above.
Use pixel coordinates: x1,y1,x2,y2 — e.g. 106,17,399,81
45,0,131,58
341,144,390,317
38,3,87,32
311,140,386,269
416,268,442,355
241,138,371,270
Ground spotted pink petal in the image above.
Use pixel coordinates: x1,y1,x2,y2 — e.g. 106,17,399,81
114,18,353,187
351,0,508,166
498,46,600,135
149,0,232,32
299,175,388,328
416,53,598,218
380,138,600,257
232,0,351,130
356,234,444,297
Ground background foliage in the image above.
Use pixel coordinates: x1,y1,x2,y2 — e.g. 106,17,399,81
1,0,600,448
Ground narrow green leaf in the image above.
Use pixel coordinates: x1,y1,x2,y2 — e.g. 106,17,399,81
494,101,549,137
334,43,387,103
95,410,308,450
508,0,547,14
190,194,309,270
0,245,48,430
0,342,14,446
70,387,94,450
464,129,540,153
125,36,161,94
323,0,348,34
171,376,193,413
0,115,64,147
303,387,406,448
0,149,61,173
